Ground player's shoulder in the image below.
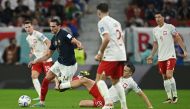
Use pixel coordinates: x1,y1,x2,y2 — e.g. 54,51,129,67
164,23,175,28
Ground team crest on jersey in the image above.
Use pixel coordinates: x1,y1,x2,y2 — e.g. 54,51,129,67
163,31,167,35
100,27,104,33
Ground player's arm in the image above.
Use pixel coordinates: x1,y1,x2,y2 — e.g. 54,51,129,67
28,50,54,67
44,39,51,48
174,34,187,57
147,41,158,64
95,33,110,61
137,91,153,109
71,37,83,49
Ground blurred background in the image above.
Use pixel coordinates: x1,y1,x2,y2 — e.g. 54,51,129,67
0,0,189,89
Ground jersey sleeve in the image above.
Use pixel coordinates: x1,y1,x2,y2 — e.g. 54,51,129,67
131,80,142,93
98,21,109,37
170,24,178,36
36,31,48,42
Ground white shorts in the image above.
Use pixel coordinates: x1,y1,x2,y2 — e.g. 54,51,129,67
50,61,78,83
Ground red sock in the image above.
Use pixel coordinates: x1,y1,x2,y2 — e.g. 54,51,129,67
40,78,50,101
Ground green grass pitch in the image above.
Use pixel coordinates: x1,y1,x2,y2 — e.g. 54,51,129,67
0,89,189,109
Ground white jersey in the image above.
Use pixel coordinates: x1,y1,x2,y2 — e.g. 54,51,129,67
26,30,52,62
153,23,177,61
98,16,126,61
109,77,141,102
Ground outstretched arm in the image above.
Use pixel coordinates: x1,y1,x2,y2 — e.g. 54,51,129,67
137,91,153,109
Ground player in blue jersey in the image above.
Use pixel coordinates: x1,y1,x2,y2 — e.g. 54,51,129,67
29,19,83,107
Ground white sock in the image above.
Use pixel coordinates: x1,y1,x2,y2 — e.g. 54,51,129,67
113,82,128,109
170,77,177,97
60,82,71,89
97,80,111,105
164,79,172,99
32,79,41,97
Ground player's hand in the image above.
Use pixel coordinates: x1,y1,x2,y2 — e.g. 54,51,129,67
95,53,103,61
183,51,188,58
146,55,153,64
76,41,83,50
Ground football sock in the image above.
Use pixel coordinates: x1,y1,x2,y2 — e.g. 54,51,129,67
32,79,41,97
164,79,172,99
113,82,128,109
97,80,112,105
170,77,177,97
40,78,49,101
60,82,71,89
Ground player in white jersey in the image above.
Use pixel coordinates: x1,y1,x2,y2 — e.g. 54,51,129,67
95,3,127,109
23,20,58,100
58,61,153,108
109,62,153,108
147,11,187,104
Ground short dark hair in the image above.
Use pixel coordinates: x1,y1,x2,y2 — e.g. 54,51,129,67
24,20,32,25
155,11,165,17
96,3,109,13
50,19,61,25
124,61,135,74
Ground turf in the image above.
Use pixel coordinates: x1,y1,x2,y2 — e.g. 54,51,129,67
0,89,189,109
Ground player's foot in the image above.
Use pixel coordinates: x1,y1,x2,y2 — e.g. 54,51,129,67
32,97,40,101
162,98,172,103
79,70,90,76
58,81,70,92
172,97,178,104
102,103,113,109
31,102,45,107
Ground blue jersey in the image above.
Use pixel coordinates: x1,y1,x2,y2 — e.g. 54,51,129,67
50,29,76,66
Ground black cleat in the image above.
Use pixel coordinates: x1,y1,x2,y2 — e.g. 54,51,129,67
172,97,178,104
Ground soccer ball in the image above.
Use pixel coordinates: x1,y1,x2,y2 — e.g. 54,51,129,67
18,95,31,107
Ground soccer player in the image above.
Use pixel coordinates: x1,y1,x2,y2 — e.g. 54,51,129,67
24,20,56,100
29,19,82,107
59,62,153,109
147,11,188,103
95,3,127,109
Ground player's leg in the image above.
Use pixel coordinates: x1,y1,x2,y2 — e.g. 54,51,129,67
43,61,59,90
159,61,172,103
58,63,77,90
96,61,113,109
111,62,127,109
165,59,177,103
31,63,42,100
31,71,56,107
31,61,59,107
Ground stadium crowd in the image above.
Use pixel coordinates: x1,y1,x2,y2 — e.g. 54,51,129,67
124,0,190,27
0,0,90,36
